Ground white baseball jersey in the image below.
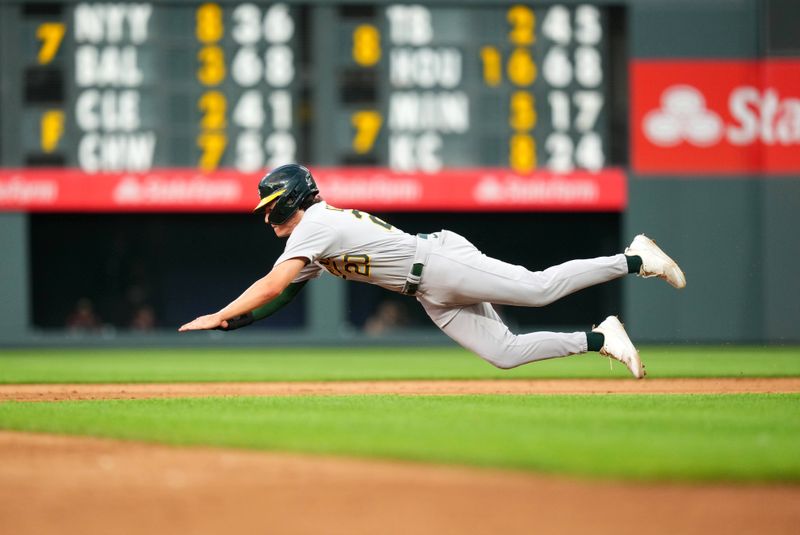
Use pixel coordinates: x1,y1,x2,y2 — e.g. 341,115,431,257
274,201,417,293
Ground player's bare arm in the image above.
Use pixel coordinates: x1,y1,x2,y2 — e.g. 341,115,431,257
178,258,306,332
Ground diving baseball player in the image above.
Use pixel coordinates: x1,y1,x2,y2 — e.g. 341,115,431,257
179,164,686,378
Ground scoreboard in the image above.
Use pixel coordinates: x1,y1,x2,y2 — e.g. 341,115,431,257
332,3,609,173
12,2,303,171
0,1,626,212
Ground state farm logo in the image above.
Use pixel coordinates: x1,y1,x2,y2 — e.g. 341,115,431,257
643,86,723,147
643,84,800,147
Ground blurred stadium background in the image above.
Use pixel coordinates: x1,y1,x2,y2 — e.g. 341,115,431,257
0,0,797,348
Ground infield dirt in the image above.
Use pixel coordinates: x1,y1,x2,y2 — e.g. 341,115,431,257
2,376,799,401
1,378,798,535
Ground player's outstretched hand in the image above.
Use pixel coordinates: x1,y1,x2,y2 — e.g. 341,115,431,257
178,313,228,332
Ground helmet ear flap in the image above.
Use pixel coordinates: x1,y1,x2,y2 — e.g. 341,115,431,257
283,188,300,206
267,207,289,225
267,192,297,225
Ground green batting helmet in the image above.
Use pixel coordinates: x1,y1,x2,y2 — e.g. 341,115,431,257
252,164,319,224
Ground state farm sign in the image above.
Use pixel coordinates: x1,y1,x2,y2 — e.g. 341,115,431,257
632,59,800,174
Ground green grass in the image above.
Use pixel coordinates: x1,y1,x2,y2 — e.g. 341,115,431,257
1,346,799,383
1,393,798,482
2,347,798,483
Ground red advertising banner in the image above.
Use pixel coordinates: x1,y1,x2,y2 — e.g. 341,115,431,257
0,167,627,213
631,59,800,174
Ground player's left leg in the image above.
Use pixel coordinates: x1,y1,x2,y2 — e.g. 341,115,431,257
419,299,644,378
420,231,629,308
419,231,684,308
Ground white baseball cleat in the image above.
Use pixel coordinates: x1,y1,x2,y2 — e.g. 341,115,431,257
592,316,645,379
625,234,686,289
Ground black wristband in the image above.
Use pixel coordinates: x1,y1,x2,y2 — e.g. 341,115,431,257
218,312,254,331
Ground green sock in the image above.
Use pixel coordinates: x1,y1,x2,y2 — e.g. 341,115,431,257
626,254,643,274
586,332,604,352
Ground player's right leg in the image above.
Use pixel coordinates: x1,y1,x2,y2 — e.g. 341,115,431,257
419,299,644,378
421,300,586,369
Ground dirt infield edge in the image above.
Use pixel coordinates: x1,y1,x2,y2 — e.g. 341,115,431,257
2,377,799,402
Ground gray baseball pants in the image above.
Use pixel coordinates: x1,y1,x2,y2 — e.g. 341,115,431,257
414,231,628,369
